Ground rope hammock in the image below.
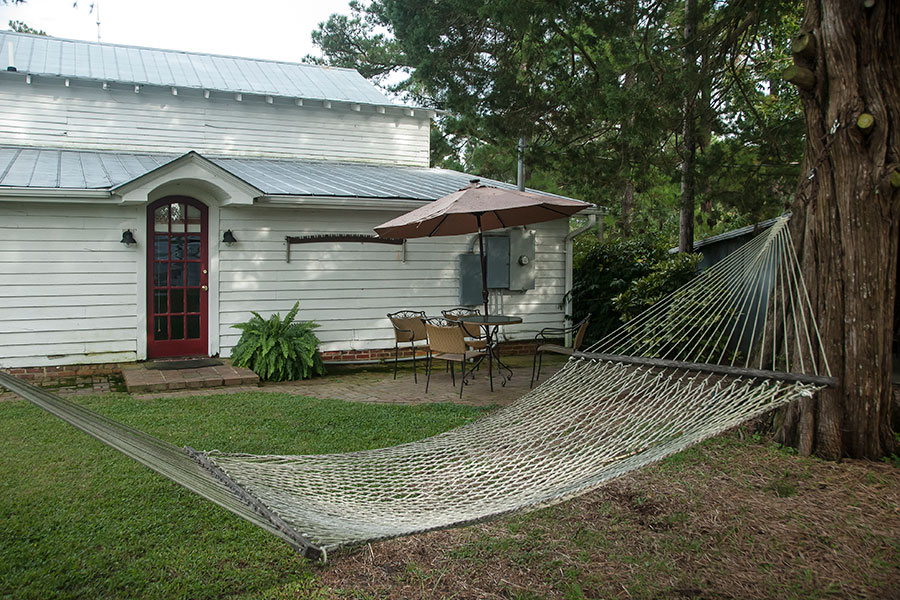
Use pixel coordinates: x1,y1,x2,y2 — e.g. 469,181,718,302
0,215,834,561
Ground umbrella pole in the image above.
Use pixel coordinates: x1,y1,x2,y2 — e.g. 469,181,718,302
476,215,494,391
476,216,489,318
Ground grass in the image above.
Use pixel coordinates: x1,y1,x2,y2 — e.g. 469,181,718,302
0,391,489,599
2,387,899,599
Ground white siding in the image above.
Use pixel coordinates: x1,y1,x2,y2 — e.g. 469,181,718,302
0,81,431,166
216,206,569,357
0,202,140,368
0,199,570,368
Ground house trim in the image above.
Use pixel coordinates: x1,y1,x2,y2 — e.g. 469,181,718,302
113,152,262,205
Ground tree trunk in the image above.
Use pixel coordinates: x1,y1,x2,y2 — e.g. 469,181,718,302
679,0,698,253
621,178,635,237
619,1,638,239
777,0,899,459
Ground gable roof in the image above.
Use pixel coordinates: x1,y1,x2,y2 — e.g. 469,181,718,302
0,146,581,204
0,31,394,107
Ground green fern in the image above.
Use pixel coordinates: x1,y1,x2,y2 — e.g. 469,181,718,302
230,302,325,382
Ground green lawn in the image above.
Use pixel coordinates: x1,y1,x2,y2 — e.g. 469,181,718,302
0,392,490,600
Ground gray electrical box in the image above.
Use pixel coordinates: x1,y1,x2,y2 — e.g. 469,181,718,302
508,228,536,291
458,235,510,305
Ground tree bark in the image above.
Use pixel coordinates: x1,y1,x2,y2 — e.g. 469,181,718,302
777,0,899,459
619,0,638,239
679,0,698,253
621,178,635,237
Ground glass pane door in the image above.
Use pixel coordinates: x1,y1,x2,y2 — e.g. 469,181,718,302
148,198,208,358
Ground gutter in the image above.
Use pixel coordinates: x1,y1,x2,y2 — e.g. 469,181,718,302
564,207,604,345
0,187,111,201
255,195,429,211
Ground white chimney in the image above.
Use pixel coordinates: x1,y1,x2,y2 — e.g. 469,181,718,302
7,41,16,72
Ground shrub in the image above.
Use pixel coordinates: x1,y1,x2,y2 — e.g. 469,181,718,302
569,235,671,344
613,252,702,322
569,235,703,347
231,302,325,382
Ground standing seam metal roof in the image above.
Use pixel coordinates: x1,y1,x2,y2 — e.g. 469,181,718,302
0,31,395,106
0,147,581,203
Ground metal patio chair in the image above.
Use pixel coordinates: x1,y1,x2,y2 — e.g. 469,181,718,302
530,314,592,388
387,310,429,383
423,317,485,399
441,307,489,352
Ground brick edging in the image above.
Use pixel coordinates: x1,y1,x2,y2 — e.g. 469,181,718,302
320,341,543,364
1,363,122,382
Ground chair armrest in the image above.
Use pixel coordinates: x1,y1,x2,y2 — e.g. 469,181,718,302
534,325,576,341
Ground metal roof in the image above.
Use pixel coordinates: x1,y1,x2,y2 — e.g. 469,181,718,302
0,31,394,106
692,217,780,249
0,147,576,202
0,147,174,189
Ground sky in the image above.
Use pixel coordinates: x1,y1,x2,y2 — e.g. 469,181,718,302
0,0,354,63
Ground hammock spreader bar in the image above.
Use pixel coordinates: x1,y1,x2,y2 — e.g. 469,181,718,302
184,446,323,560
575,351,838,388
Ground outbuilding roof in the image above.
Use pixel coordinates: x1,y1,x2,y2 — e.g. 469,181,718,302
0,146,577,203
0,31,394,107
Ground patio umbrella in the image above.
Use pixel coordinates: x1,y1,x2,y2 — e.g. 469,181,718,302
374,179,589,317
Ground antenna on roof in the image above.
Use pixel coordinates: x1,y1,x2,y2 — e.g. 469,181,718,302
95,1,102,42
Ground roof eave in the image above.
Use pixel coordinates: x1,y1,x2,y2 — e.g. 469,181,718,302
3,70,433,117
255,195,431,211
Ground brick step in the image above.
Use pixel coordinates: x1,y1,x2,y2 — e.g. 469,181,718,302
122,362,259,393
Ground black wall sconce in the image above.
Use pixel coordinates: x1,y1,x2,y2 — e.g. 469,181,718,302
120,230,137,246
222,230,237,245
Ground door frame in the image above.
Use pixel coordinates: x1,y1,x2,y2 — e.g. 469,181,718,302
146,196,210,359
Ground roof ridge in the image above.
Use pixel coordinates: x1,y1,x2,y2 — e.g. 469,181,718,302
0,30,359,73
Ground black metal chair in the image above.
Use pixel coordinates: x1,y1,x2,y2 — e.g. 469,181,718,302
387,310,428,383
530,314,592,388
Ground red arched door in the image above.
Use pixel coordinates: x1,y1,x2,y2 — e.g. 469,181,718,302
147,197,209,358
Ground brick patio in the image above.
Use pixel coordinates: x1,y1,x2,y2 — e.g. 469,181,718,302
127,354,567,407
1,354,568,407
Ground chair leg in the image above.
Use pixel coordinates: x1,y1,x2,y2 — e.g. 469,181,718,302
410,342,418,383
531,350,542,388
425,355,432,393
459,362,464,399
449,360,455,387
393,343,399,380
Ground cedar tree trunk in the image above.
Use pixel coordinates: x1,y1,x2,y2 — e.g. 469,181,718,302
777,0,899,459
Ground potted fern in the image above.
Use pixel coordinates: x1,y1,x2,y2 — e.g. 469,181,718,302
230,302,326,381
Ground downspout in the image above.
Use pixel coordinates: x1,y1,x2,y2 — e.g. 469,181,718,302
517,138,525,191
564,212,599,346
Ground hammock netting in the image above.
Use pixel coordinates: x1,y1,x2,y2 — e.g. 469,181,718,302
0,215,832,561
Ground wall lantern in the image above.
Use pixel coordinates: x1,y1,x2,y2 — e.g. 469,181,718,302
120,230,137,246
222,230,237,245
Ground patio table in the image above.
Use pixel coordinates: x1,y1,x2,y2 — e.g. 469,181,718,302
459,314,523,391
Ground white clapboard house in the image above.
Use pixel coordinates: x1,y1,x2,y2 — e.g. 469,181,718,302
0,31,592,369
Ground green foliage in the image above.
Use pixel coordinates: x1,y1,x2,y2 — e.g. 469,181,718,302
569,235,678,344
614,252,702,322
306,1,407,86
8,20,47,35
311,0,802,242
230,302,325,382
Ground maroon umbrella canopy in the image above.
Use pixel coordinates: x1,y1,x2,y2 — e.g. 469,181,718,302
374,180,589,317
374,180,589,239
